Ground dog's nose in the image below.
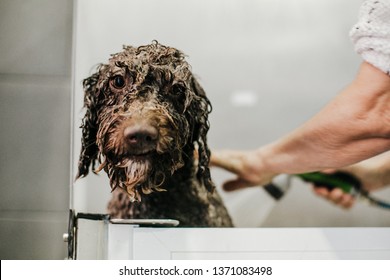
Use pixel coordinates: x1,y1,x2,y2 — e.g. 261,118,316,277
123,125,158,151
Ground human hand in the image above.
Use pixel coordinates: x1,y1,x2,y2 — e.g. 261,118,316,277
210,149,278,191
311,154,390,209
312,184,356,209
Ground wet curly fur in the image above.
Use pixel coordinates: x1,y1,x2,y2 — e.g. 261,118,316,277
77,42,233,227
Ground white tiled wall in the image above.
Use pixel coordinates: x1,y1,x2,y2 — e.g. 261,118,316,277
0,0,73,259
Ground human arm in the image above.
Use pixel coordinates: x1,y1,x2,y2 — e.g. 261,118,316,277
211,0,390,191
211,62,390,191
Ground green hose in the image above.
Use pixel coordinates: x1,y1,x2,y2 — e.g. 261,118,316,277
295,172,358,193
294,172,390,209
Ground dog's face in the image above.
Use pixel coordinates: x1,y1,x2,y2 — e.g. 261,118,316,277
77,42,214,201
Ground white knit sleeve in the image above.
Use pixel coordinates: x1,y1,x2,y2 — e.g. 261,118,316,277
350,0,390,75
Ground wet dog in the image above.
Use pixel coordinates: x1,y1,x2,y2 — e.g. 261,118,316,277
77,42,232,226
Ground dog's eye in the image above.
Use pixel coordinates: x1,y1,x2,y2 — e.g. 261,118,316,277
112,75,125,89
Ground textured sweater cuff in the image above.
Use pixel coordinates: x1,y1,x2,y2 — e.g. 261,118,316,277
349,0,390,75
358,48,390,75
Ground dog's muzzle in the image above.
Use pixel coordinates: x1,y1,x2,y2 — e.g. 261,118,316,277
123,123,158,155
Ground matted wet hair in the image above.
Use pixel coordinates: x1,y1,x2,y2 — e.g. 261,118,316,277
77,41,215,201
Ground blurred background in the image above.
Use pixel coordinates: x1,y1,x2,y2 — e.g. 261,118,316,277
1,0,389,259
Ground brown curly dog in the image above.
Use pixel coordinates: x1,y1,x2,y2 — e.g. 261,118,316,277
77,42,233,227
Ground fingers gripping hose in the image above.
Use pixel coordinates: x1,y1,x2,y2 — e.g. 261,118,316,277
297,172,390,210
264,172,390,210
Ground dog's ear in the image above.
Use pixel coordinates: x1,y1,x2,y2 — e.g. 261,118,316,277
189,77,216,192
76,68,102,179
